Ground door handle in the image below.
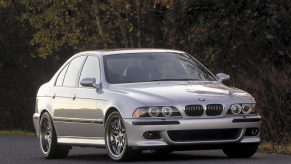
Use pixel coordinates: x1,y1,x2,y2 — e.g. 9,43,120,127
52,93,56,99
72,94,76,100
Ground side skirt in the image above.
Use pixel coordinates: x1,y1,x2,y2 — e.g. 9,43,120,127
58,136,105,148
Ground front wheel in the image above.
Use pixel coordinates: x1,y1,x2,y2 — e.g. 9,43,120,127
223,143,259,158
105,111,138,161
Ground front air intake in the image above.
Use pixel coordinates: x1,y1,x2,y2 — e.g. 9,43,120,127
168,129,241,142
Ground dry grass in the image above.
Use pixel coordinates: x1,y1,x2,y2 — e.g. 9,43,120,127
0,130,35,136
258,142,291,155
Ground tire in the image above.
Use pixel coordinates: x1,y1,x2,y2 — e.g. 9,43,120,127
105,111,139,161
223,143,259,158
39,112,71,159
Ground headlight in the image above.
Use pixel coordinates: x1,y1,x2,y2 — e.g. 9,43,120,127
230,104,242,114
162,107,173,117
132,108,147,118
132,106,181,118
242,104,254,114
148,107,159,117
228,104,256,115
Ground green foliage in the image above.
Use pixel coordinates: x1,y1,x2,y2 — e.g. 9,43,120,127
20,0,167,58
21,0,91,58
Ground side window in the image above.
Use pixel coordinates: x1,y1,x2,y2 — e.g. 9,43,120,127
79,56,100,86
63,56,86,87
55,64,69,86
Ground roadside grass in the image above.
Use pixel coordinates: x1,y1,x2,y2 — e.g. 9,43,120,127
0,130,35,136
258,142,291,155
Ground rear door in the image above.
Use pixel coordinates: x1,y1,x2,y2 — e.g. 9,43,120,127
53,56,86,137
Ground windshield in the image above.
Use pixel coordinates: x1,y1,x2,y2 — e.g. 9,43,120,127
103,52,216,84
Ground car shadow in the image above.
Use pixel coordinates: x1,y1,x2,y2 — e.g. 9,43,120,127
65,151,232,163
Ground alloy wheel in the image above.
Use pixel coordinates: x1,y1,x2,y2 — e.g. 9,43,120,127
106,115,127,158
40,116,52,154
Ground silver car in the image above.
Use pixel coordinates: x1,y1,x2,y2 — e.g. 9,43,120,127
33,49,261,161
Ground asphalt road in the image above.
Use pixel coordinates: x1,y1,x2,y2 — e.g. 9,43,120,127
0,136,290,164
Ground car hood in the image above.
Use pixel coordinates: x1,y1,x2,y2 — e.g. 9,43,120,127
108,81,255,106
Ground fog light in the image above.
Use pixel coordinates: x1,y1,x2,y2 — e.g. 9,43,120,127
251,129,259,136
245,128,260,136
143,131,161,139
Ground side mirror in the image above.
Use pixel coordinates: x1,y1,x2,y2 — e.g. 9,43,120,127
216,73,230,82
80,78,100,89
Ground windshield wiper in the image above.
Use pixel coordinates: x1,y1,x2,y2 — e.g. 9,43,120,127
151,78,199,81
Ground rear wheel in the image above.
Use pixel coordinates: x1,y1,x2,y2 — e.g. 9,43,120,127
105,111,139,161
223,143,259,158
39,112,71,159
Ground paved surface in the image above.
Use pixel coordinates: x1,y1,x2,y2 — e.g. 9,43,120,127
0,136,290,164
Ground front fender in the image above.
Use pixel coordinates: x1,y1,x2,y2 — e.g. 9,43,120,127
101,90,146,119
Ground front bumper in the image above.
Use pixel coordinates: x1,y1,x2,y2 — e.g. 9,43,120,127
123,115,261,148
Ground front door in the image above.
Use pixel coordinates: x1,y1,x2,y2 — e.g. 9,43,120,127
69,55,104,138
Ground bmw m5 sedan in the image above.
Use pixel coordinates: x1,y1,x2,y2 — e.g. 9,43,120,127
33,49,261,161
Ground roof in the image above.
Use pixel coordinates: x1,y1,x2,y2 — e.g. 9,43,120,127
78,48,185,56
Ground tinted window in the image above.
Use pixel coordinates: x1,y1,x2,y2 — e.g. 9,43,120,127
63,56,86,87
55,64,69,86
79,56,100,86
103,53,216,84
